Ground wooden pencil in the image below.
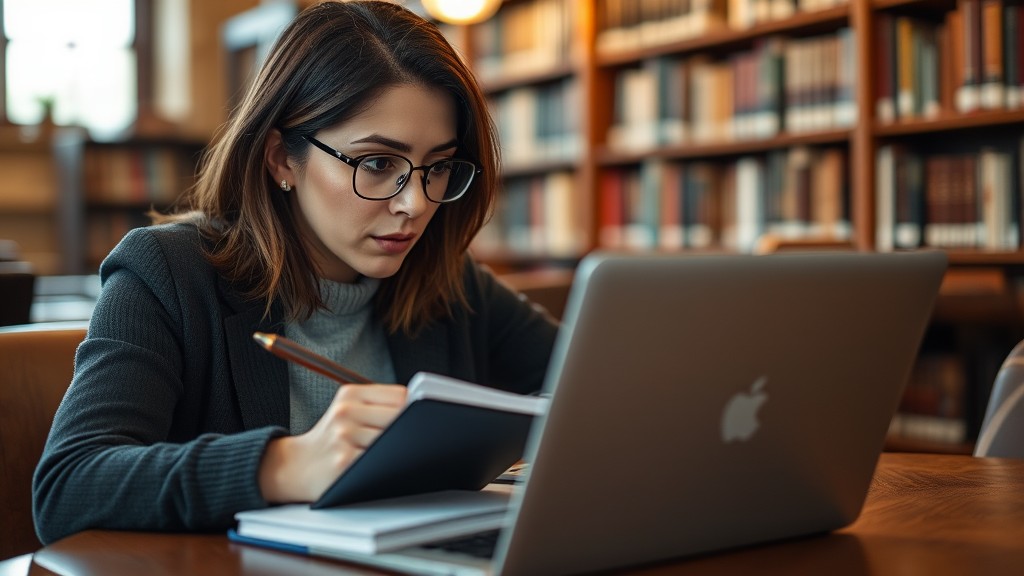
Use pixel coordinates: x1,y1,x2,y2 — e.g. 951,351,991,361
252,331,372,385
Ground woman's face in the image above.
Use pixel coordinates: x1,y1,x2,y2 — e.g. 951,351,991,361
289,83,458,283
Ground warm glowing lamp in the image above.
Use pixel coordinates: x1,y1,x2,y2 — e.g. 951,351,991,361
420,0,502,25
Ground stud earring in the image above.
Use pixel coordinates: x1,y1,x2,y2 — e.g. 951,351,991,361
280,179,292,192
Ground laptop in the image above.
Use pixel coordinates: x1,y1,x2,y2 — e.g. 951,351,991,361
257,250,947,575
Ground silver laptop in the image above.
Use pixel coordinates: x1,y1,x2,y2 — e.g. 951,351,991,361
290,250,948,575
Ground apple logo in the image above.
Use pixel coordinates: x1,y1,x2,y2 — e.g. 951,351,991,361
721,376,768,443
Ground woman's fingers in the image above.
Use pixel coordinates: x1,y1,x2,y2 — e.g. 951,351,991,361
335,383,407,406
326,383,407,428
259,383,409,503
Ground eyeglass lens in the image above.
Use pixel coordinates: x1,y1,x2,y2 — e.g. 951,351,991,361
355,154,475,202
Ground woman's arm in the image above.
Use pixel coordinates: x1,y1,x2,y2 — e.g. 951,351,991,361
33,227,281,543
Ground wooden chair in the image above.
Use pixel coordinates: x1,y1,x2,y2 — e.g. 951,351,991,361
975,340,1024,458
0,323,86,560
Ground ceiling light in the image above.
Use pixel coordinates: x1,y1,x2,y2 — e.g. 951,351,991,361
420,0,501,25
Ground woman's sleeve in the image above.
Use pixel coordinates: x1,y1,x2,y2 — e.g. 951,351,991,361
32,228,284,544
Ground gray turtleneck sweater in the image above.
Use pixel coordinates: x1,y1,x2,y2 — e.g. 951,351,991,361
284,277,396,434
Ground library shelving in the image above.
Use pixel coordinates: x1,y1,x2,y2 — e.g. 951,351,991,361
0,127,61,275
464,0,590,270
454,0,1024,452
52,128,206,275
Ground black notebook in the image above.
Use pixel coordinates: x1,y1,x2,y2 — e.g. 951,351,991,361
311,372,548,508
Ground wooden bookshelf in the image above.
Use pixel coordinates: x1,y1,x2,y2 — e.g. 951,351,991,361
597,129,853,163
479,62,578,93
452,0,1024,453
459,0,1024,258
52,128,205,275
0,127,62,275
873,108,1024,135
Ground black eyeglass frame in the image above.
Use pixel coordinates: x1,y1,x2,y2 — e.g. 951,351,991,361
302,135,480,203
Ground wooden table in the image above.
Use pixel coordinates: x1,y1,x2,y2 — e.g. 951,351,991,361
17,453,1024,575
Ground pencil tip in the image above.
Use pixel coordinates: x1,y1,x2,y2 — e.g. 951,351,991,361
252,332,272,348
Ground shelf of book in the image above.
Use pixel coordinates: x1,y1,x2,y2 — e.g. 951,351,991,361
500,158,581,178
52,128,205,274
459,0,1024,258
872,0,1023,124
479,62,578,94
595,4,852,65
873,0,956,10
0,128,62,275
874,109,1024,135
471,0,578,87
598,129,852,163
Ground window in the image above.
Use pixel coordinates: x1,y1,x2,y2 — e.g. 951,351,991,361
3,0,137,138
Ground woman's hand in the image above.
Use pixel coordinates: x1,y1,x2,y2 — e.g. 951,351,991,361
258,383,407,503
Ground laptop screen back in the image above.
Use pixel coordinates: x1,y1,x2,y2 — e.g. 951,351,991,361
496,251,947,576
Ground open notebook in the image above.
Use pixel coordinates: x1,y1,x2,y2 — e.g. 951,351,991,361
233,250,947,576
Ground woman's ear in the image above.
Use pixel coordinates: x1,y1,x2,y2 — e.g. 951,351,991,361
265,128,295,191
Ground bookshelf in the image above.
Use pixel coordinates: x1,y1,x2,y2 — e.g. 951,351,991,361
0,128,60,275
52,129,205,275
457,0,1024,452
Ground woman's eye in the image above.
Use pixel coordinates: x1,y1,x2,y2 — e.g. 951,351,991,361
429,161,452,174
361,157,396,172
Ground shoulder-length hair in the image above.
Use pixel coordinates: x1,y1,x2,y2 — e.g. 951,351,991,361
157,0,498,336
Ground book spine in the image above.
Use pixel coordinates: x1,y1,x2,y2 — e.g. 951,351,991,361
894,146,925,249
813,147,849,238
735,156,764,252
599,169,626,248
924,155,951,247
957,0,982,113
1005,0,1021,108
659,162,685,249
876,145,895,251
897,17,916,118
981,0,1006,108
876,14,897,123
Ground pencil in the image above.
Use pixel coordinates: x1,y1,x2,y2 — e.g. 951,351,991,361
252,332,373,385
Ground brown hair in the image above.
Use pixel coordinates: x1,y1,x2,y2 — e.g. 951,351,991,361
156,0,498,335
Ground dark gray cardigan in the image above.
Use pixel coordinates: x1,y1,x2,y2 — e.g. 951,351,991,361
33,222,558,544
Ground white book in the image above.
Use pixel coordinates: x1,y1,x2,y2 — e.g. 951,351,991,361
406,372,548,416
875,145,894,252
234,489,511,555
735,157,764,253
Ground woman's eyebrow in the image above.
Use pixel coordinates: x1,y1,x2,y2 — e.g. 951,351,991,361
351,134,458,154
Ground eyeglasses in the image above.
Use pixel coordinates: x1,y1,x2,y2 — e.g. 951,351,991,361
303,135,479,203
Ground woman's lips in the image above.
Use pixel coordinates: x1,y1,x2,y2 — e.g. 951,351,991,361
372,233,415,254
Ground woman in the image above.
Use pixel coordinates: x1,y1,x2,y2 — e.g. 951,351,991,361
33,0,558,544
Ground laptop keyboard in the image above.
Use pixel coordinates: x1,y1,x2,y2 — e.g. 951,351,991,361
422,529,500,559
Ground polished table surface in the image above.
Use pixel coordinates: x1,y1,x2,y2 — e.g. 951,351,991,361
18,452,1024,575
